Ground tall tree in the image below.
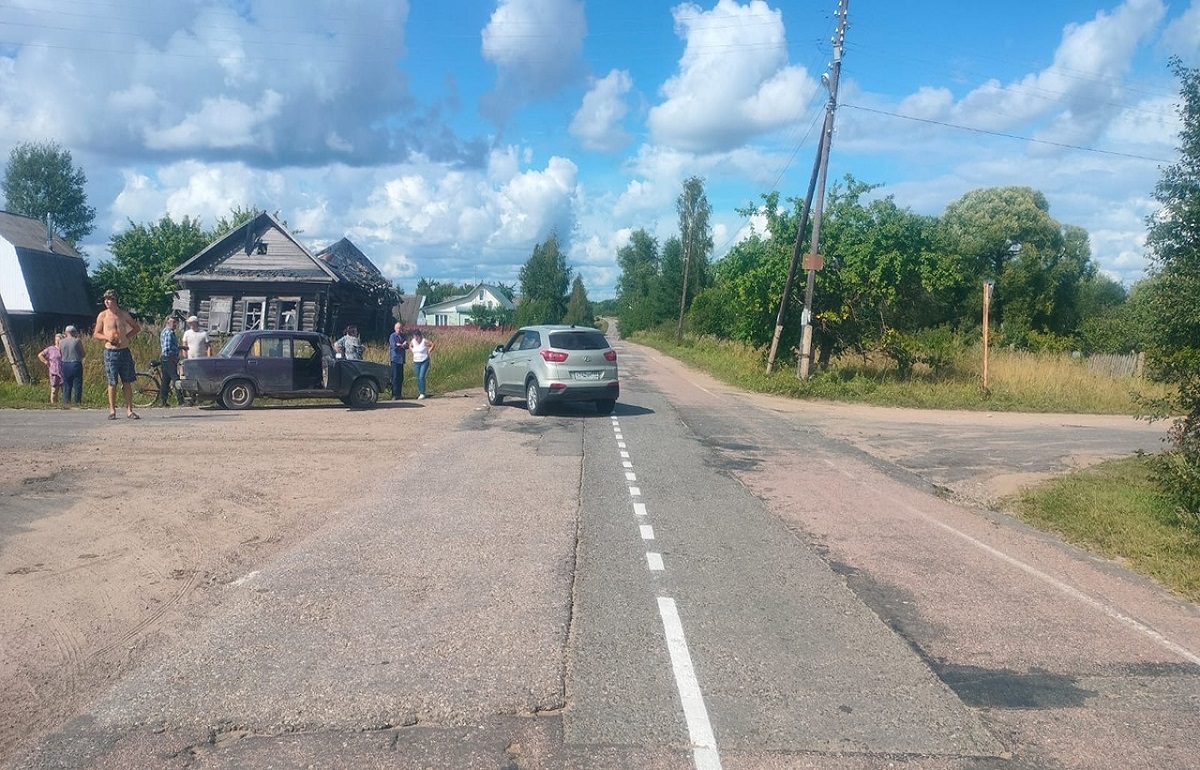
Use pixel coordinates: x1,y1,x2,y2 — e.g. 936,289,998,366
93,214,211,318
1143,57,1200,524
2,141,96,245
563,275,593,326
675,176,713,336
514,233,571,326
614,228,661,336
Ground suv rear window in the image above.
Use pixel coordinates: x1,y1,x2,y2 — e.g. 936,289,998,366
548,331,609,350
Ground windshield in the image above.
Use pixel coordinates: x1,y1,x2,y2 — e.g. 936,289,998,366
548,331,609,351
217,332,246,358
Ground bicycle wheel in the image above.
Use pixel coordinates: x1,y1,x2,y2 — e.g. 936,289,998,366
131,373,160,408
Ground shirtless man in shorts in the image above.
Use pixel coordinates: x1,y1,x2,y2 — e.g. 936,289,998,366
93,289,143,420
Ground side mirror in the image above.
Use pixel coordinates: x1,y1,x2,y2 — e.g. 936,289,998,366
492,345,504,356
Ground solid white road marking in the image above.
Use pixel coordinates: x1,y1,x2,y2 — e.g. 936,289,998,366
657,597,723,770
824,459,1200,667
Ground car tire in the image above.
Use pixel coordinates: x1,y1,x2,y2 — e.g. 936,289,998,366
486,372,504,406
221,379,256,410
348,377,380,408
526,379,545,416
596,399,616,415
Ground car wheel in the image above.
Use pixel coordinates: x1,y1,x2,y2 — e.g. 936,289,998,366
486,372,504,406
526,379,545,416
348,377,380,408
221,379,256,410
596,399,616,415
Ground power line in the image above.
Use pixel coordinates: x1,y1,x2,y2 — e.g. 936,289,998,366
842,103,1174,164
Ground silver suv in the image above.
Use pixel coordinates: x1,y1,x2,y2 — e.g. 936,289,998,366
484,325,619,415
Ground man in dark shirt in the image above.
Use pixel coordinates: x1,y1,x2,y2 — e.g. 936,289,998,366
388,322,408,400
158,316,181,406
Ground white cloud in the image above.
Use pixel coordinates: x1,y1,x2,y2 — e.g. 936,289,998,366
647,0,818,153
1161,0,1200,57
481,0,587,119
570,70,633,152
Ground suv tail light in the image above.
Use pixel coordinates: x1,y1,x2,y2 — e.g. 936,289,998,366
540,349,569,363
604,350,616,362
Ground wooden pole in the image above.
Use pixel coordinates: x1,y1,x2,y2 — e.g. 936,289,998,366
982,281,991,391
797,0,849,380
0,290,32,385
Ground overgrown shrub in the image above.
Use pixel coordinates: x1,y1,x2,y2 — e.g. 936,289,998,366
1149,378,1200,532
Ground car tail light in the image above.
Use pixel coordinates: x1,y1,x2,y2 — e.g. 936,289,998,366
604,350,616,362
541,349,569,363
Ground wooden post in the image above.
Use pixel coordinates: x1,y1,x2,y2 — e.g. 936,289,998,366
982,281,991,391
0,290,32,385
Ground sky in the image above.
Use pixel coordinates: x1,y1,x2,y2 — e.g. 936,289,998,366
1,0,1197,300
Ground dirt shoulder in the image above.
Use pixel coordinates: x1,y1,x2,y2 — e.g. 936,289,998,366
0,400,464,766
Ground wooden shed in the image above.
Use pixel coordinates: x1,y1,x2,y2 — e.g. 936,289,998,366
169,212,399,341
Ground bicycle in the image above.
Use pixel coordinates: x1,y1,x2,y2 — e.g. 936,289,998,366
131,358,188,408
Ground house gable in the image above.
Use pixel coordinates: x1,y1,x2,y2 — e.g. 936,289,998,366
171,211,336,284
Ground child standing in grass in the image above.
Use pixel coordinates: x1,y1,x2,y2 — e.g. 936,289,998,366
38,334,64,405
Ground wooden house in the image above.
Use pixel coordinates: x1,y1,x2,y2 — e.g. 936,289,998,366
0,210,93,337
169,212,399,341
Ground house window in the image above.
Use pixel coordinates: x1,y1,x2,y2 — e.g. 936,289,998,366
244,298,266,330
256,241,268,255
435,314,448,326
278,298,299,330
209,296,233,333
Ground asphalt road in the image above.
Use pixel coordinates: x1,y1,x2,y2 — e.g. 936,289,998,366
5,338,1198,769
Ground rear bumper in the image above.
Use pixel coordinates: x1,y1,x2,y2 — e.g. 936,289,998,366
540,381,619,403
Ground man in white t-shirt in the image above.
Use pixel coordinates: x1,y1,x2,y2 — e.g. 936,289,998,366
182,316,212,359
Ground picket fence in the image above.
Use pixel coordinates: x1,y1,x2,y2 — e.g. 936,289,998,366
1087,351,1144,378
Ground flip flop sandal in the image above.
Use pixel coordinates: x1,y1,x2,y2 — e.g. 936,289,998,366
127,412,140,420
108,413,117,420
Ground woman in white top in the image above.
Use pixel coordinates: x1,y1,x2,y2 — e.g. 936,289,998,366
410,330,434,399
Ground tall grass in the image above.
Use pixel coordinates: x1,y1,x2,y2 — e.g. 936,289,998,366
0,326,511,407
634,328,1173,415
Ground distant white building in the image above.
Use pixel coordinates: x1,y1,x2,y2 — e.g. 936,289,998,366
419,283,514,326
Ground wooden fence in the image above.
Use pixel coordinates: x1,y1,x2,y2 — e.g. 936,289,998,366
1087,351,1144,378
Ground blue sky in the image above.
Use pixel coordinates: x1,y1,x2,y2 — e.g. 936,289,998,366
1,0,1197,300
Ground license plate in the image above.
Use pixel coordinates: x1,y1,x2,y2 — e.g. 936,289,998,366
572,371,602,380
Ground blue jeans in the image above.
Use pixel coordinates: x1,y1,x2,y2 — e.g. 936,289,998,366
390,359,405,399
414,359,429,396
61,360,83,403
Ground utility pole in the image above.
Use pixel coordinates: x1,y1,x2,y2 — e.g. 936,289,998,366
765,124,827,373
982,280,994,391
798,0,849,380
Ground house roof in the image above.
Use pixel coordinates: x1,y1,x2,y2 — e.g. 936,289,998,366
0,210,92,317
422,283,515,313
396,294,425,327
170,211,339,283
0,210,83,255
314,238,393,295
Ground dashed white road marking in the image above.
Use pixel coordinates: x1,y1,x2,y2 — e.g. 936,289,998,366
658,597,723,770
640,524,655,540
647,552,665,571
629,486,641,496
634,502,648,517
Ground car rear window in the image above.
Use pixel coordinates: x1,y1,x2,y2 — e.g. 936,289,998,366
548,331,609,350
